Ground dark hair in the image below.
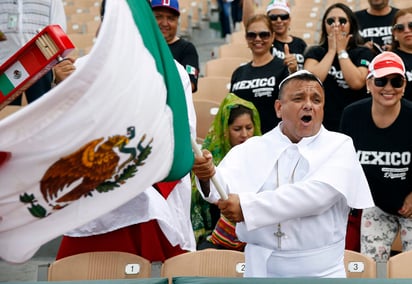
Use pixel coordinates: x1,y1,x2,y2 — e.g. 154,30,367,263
319,3,364,49
228,105,255,126
278,72,324,99
391,7,412,50
245,14,274,34
100,0,106,19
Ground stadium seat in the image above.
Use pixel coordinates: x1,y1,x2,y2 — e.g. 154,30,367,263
193,99,220,142
68,33,96,56
229,31,246,44
68,12,100,25
344,250,377,278
204,57,250,77
48,251,151,280
161,249,245,283
392,0,411,9
195,76,231,103
218,43,252,59
387,250,412,278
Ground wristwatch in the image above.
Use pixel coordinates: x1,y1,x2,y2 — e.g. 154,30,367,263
338,50,349,59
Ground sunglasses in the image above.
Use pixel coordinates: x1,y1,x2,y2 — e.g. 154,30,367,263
326,17,348,26
246,31,271,41
268,14,290,21
374,76,404,88
393,22,412,32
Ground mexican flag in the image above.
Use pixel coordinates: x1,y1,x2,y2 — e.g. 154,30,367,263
0,0,194,263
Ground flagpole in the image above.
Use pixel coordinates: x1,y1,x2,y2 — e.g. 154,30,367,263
191,137,228,200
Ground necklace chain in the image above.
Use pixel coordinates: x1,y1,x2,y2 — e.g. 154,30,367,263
274,149,300,249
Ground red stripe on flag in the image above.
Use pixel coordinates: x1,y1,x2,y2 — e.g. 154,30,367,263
0,151,11,169
153,180,179,199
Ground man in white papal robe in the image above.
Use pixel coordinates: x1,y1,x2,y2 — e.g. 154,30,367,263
193,70,374,278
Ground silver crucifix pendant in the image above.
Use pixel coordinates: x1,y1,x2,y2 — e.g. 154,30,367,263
274,223,285,249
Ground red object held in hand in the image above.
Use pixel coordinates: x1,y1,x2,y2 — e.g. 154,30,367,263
0,25,75,109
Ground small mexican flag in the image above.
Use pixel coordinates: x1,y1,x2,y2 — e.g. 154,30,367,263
0,0,194,263
186,64,198,76
0,61,30,98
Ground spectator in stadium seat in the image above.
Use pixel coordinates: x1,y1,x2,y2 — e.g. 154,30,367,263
230,14,289,134
151,0,200,93
242,0,307,73
304,2,374,132
355,0,398,54
340,52,412,262
217,0,232,38
191,93,261,250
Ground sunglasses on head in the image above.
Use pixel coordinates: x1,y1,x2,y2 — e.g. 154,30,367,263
374,76,404,88
393,22,412,32
246,31,271,41
326,17,347,26
268,14,290,21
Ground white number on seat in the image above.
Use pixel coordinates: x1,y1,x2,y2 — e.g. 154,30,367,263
236,262,246,274
125,263,141,275
348,261,365,273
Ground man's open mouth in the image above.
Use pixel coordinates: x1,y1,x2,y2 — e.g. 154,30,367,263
301,115,312,122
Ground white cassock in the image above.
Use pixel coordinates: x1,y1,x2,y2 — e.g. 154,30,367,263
199,123,374,277
64,60,197,252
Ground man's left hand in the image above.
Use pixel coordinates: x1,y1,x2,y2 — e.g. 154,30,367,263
218,193,244,223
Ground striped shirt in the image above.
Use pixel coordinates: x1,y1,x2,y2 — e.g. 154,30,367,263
0,0,66,64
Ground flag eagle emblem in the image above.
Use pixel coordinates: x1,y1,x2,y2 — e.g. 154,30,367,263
20,126,153,218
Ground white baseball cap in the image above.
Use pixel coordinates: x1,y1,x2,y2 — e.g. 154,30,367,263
266,0,291,14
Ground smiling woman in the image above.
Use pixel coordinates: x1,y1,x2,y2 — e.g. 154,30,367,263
242,0,308,72
229,14,289,133
340,51,412,262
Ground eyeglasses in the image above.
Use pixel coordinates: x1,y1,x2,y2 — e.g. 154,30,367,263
374,76,404,88
326,17,348,26
246,31,271,41
392,22,412,32
268,14,290,21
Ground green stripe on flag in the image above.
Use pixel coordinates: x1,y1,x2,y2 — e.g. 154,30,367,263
126,0,194,181
0,73,14,97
